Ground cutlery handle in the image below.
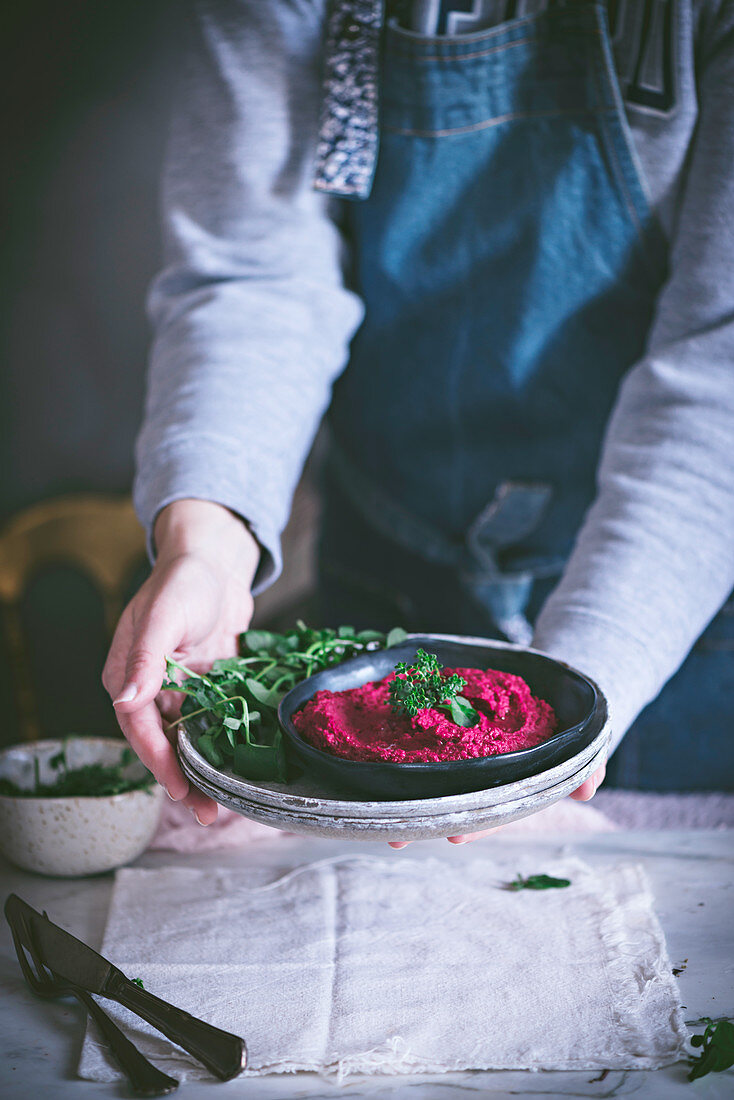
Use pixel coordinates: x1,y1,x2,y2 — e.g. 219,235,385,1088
75,987,179,1097
107,973,246,1081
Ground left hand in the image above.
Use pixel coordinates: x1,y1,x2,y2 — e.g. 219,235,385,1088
387,761,607,849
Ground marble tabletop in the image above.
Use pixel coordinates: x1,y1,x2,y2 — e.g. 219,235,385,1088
1,830,732,1099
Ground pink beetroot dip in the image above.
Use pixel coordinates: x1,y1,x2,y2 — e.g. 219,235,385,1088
292,667,558,764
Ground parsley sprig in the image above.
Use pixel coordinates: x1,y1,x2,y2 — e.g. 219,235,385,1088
388,648,479,728
164,622,408,783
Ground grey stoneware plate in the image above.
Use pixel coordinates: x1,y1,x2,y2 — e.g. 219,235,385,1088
177,731,608,840
177,634,610,840
278,635,598,799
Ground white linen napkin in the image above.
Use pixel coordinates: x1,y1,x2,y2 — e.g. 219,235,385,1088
78,855,686,1081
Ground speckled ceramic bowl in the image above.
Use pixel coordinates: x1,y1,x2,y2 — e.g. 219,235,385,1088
0,738,164,877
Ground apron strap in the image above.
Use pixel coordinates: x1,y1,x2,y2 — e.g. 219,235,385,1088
313,0,385,199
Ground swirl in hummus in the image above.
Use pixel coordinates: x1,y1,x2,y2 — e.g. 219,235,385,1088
292,667,557,763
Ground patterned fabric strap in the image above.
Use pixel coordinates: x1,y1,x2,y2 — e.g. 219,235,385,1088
313,0,386,200
312,1,675,199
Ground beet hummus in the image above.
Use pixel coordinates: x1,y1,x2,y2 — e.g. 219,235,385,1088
292,667,558,764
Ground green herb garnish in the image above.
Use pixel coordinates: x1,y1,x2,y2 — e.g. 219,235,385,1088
509,874,572,891
388,648,479,728
0,744,154,798
164,622,408,784
687,1018,734,1081
131,977,145,989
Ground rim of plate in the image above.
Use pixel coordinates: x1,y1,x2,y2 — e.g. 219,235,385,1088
178,735,608,836
177,706,609,819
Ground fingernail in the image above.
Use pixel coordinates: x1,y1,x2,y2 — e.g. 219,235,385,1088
165,787,177,801
113,684,138,706
452,838,469,845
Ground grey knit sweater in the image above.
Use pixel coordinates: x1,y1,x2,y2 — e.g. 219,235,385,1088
134,1,734,750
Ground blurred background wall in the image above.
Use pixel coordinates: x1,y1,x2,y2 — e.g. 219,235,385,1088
0,2,319,746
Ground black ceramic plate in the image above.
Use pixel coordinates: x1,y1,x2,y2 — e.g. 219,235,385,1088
278,634,599,800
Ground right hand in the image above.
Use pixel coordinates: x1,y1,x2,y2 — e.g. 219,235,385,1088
102,499,260,824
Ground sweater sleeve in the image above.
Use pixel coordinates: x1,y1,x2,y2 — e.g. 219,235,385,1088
532,6,734,750
133,0,364,590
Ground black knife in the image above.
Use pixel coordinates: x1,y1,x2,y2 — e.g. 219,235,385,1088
5,894,247,1081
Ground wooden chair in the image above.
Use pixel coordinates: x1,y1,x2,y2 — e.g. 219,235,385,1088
0,495,146,741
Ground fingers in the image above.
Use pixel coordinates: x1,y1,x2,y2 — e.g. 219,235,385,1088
182,787,219,825
447,827,502,844
104,601,198,802
101,604,134,701
114,697,219,824
112,610,182,712
388,826,503,848
114,701,190,801
156,688,184,726
569,762,607,801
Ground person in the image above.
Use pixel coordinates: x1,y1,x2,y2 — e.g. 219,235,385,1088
103,0,734,838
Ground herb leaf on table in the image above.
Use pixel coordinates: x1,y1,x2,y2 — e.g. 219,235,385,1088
163,622,407,783
388,648,480,727
687,1018,734,1081
509,874,572,891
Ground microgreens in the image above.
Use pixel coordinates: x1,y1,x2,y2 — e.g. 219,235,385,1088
164,622,408,783
388,648,479,727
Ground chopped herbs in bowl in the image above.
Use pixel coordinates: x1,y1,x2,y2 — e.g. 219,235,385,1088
0,737,163,877
0,743,154,798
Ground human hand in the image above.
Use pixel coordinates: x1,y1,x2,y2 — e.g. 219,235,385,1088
387,761,607,849
102,500,260,825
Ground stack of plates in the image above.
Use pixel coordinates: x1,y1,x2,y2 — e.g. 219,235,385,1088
177,702,610,842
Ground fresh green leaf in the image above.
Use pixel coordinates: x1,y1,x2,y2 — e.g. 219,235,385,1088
131,977,145,989
688,1019,734,1081
242,629,276,653
509,874,572,891
233,740,287,783
386,627,408,648
246,678,283,708
198,733,224,768
449,696,481,728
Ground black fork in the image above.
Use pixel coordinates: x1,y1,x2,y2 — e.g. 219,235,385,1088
9,913,178,1097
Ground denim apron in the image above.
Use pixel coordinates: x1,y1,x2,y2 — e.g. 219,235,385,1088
317,1,733,790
